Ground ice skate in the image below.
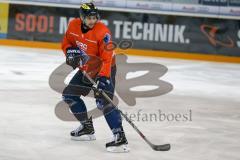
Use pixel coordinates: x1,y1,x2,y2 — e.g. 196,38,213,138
70,117,96,141
106,130,129,153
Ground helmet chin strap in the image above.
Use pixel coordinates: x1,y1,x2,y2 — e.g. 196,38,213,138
83,22,89,29
81,19,92,33
82,17,88,28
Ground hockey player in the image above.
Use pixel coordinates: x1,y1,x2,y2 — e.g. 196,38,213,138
61,3,129,152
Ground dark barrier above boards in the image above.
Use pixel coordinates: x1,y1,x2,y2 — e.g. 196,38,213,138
199,0,228,6
7,4,240,56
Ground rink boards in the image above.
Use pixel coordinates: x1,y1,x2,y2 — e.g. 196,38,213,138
0,2,240,63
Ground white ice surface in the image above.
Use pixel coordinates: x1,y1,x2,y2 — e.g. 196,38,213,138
0,46,240,160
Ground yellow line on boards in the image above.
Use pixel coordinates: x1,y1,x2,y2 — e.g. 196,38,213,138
0,39,60,49
0,39,240,63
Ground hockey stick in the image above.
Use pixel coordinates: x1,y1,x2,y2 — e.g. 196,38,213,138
82,71,171,151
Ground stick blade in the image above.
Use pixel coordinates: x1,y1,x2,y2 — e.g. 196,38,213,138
152,144,171,151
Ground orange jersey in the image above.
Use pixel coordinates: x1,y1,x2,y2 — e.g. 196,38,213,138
62,18,115,78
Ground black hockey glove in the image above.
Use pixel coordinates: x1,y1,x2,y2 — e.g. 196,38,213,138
66,47,89,69
94,76,113,110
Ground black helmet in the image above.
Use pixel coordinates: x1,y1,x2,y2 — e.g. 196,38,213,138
79,3,100,20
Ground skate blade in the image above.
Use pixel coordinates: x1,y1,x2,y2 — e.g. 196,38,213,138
71,134,96,141
106,144,130,153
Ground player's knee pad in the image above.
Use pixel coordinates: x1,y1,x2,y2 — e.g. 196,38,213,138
102,104,122,128
96,98,111,111
62,94,82,106
102,103,116,115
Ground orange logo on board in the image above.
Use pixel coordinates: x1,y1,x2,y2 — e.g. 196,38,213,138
200,24,235,48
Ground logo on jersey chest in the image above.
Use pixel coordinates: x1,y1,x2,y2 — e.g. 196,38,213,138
76,40,87,51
